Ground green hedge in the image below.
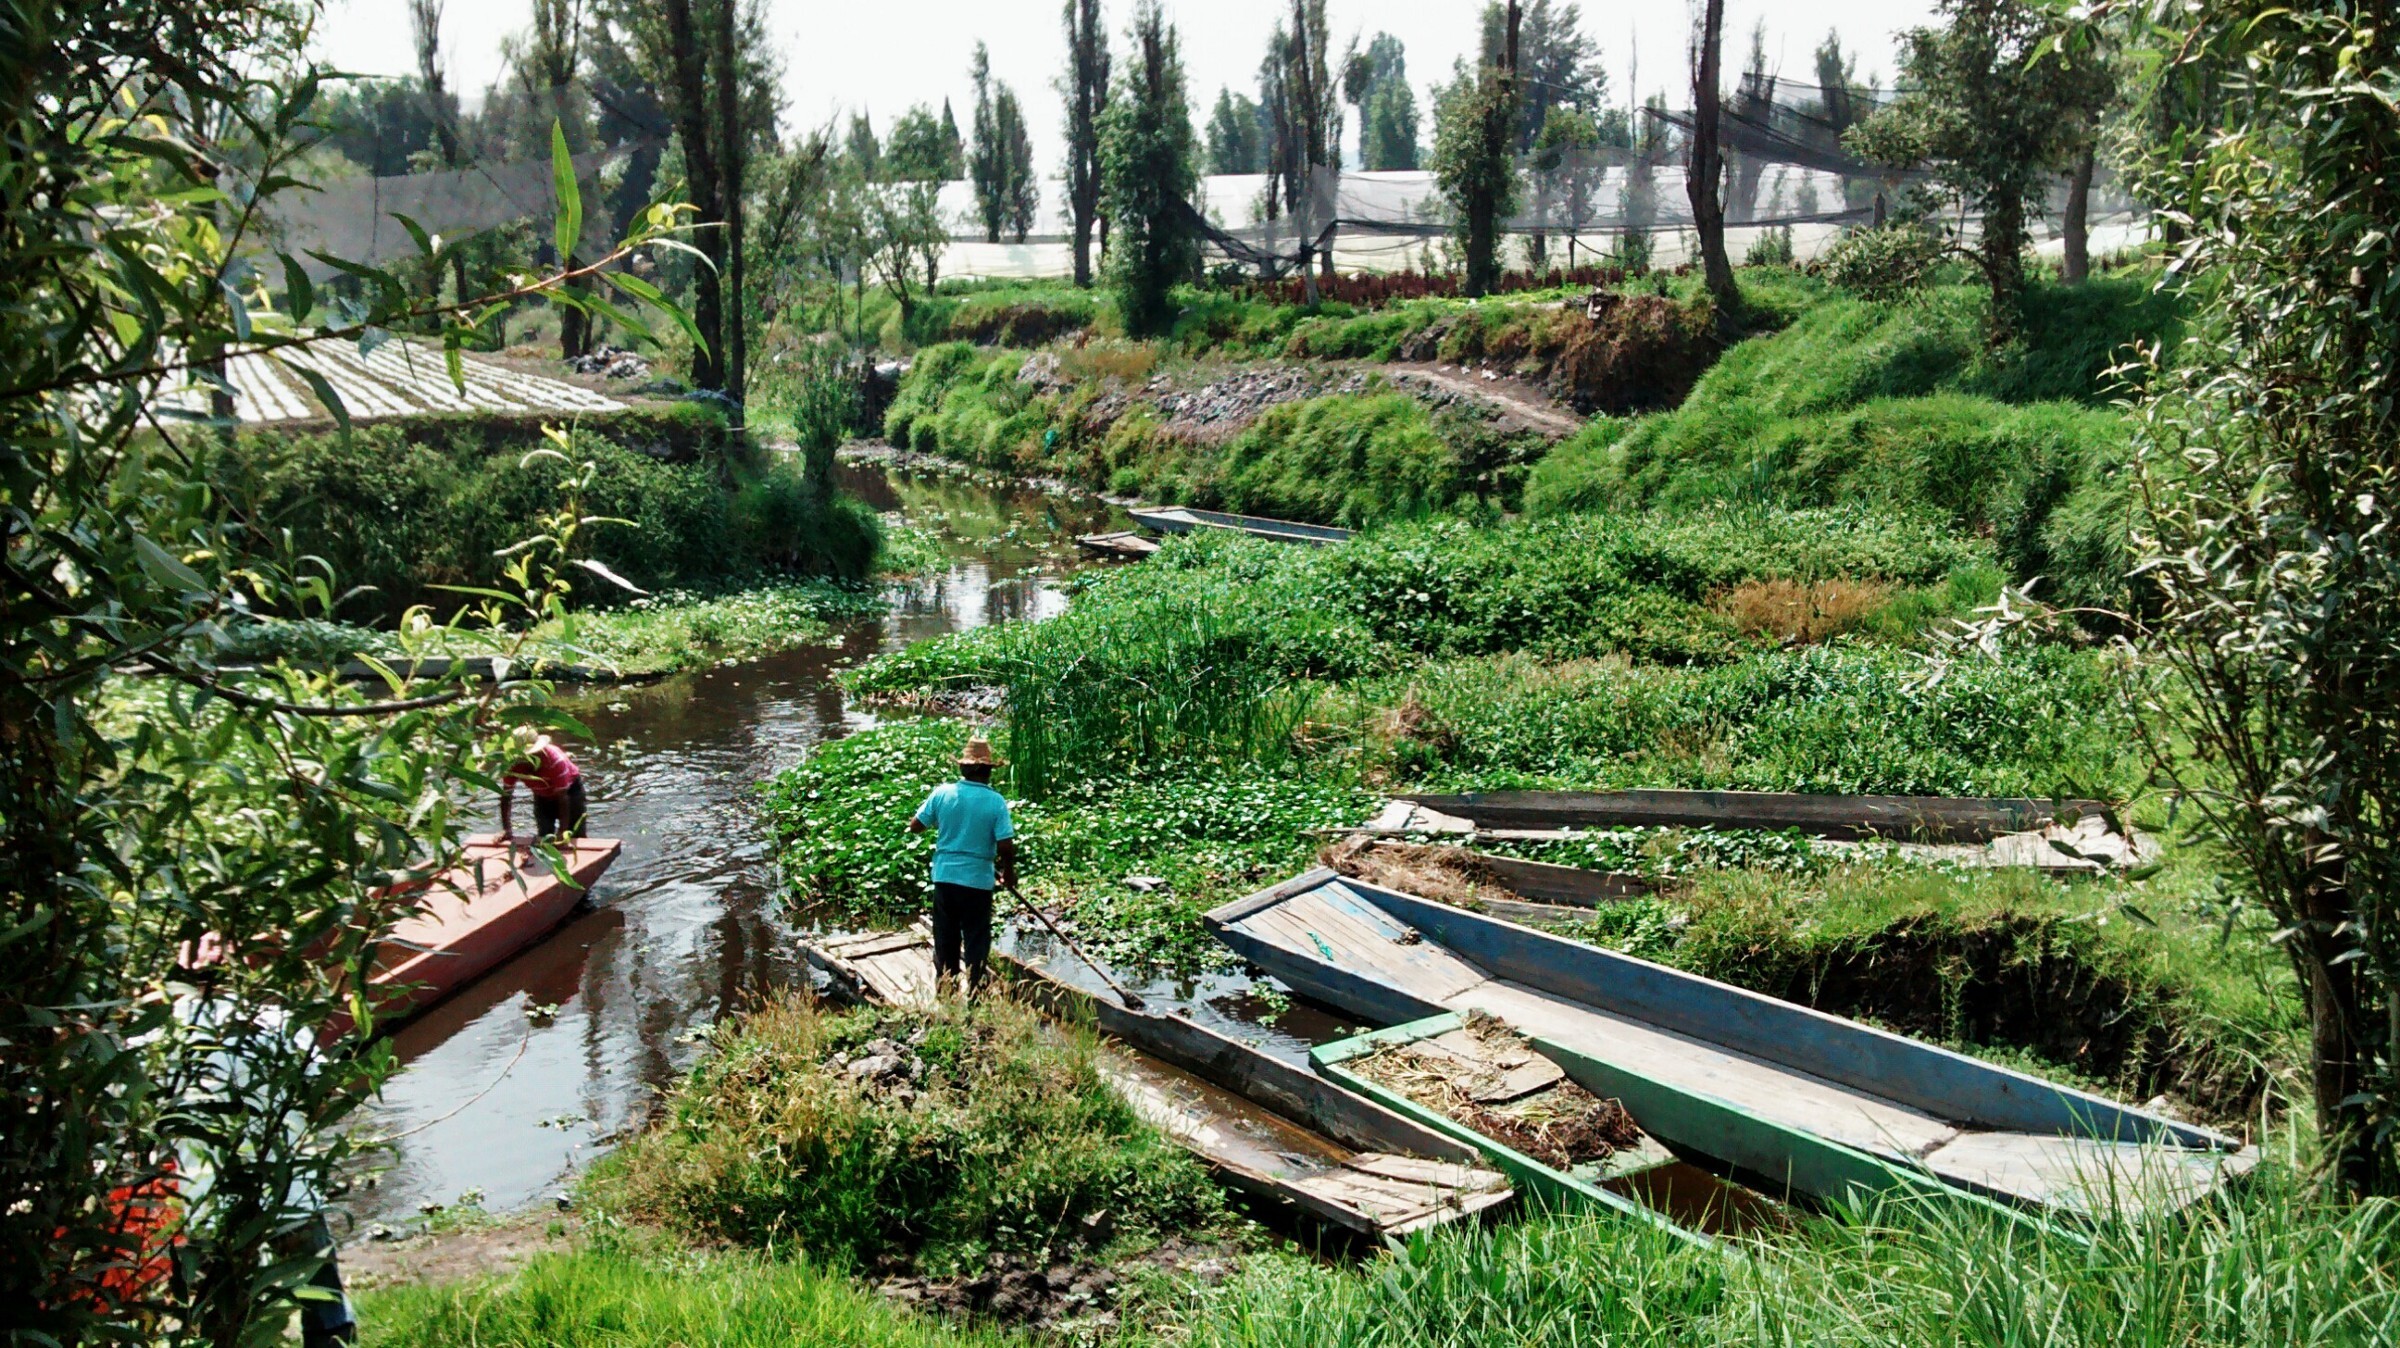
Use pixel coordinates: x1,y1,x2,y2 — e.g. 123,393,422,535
215,406,877,620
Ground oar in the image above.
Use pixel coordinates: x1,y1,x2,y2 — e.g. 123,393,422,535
1005,880,1145,1011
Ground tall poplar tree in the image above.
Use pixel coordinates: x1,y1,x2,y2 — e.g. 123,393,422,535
1061,0,1111,286
1099,0,1199,336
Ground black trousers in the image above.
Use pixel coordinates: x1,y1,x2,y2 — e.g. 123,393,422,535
931,882,994,990
534,780,588,839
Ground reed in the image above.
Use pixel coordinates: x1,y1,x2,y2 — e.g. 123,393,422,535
1182,1169,2400,1348
998,602,1319,800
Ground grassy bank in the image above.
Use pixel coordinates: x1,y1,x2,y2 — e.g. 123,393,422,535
1176,1173,2397,1347
222,579,883,678
1526,273,2182,609
361,1245,1002,1348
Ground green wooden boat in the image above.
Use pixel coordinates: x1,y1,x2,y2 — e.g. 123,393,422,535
1208,869,2255,1221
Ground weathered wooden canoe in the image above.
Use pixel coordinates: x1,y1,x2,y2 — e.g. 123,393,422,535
329,834,621,1036
1401,789,2111,844
997,951,1515,1237
1207,869,2253,1219
1074,530,1162,559
800,926,1513,1237
1127,505,1353,546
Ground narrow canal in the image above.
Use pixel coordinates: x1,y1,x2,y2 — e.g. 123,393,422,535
353,459,1120,1222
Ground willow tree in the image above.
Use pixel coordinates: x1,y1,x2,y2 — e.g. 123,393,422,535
1432,1,1522,296
2126,0,2400,1197
0,2,690,1334
1848,0,2105,346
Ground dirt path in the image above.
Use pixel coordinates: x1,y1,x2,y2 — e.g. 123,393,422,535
343,1212,566,1293
1377,362,1587,439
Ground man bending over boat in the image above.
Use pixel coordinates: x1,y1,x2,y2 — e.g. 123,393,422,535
908,736,1017,996
500,734,589,852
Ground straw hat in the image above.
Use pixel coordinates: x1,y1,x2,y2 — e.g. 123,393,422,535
959,736,1001,767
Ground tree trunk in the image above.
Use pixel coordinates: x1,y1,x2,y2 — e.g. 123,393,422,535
713,0,746,414
1980,191,2027,348
1686,0,1735,309
2294,875,2393,1195
661,0,721,391
2062,139,2095,285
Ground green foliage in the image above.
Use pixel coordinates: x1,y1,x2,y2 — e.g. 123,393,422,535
1819,223,1946,301
1382,641,2138,798
1430,61,1522,296
1846,0,2113,345
1525,280,2177,608
764,720,1363,968
360,1246,1004,1348
590,995,1223,1272
1180,1212,1723,1348
1101,3,1201,337
1212,394,1460,526
215,412,879,620
859,509,1996,709
0,6,702,1332
1660,863,2296,1119
2122,3,2400,1192
1206,87,1266,175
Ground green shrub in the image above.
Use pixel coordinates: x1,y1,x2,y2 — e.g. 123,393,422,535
591,994,1222,1272
213,408,877,620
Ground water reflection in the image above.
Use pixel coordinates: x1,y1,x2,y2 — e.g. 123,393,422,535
352,461,1124,1221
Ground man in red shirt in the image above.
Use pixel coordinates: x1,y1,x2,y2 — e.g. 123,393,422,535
500,734,588,848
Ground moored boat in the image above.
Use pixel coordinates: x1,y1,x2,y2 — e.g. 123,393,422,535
1206,868,2253,1220
1126,505,1353,546
328,834,621,1036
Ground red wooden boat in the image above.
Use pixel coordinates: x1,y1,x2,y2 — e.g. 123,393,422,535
326,834,621,1036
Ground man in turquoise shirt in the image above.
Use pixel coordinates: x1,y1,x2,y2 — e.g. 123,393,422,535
908,736,1017,995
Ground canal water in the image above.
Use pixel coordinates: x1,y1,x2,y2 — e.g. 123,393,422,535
353,460,1127,1221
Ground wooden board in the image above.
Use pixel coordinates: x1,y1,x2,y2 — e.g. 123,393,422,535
1401,790,2112,844
1074,530,1161,558
1311,1014,1713,1249
801,926,940,1007
1212,869,2251,1221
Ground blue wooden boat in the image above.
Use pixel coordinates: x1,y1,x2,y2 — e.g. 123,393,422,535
1127,505,1353,546
1206,869,2254,1219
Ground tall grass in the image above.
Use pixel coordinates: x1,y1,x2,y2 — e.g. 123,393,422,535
1183,1174,2400,1348
359,1247,1003,1348
998,604,1319,800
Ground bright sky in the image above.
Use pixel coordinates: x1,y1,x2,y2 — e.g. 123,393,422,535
316,0,1938,175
